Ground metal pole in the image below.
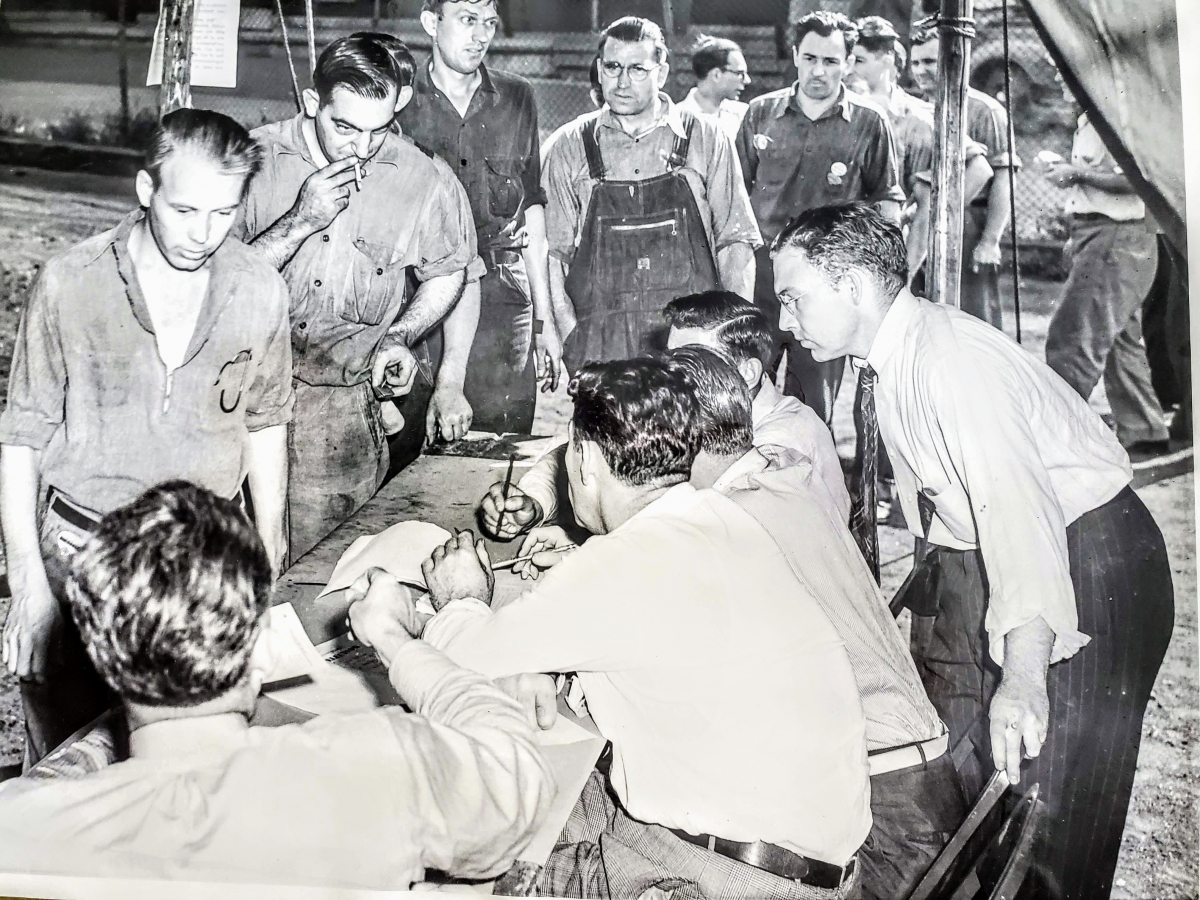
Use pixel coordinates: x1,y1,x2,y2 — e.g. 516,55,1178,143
158,0,196,117
927,0,974,310
117,0,130,137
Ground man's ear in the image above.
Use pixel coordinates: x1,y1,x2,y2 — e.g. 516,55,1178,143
135,169,155,209
419,9,438,40
302,87,321,119
394,84,415,114
656,60,671,90
578,436,598,487
843,269,866,308
737,357,764,391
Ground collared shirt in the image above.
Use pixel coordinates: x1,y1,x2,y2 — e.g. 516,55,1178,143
0,642,553,889
0,211,293,515
542,94,762,262
736,84,904,243
864,291,1132,665
676,87,750,142
517,376,848,525
715,451,946,752
240,115,480,388
961,87,1022,202
751,377,851,524
1064,114,1145,221
879,86,934,197
423,483,871,866
398,62,547,253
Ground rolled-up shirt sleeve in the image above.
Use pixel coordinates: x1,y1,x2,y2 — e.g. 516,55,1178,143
243,272,295,431
928,350,1089,666
0,266,67,449
702,129,763,252
517,437,567,524
412,168,481,283
542,135,584,263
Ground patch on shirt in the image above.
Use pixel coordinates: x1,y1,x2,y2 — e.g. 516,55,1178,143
828,161,848,186
753,134,774,150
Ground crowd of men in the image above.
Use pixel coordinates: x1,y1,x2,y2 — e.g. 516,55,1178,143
0,3,1178,900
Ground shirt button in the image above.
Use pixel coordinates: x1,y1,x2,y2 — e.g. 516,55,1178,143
322,235,330,242
461,158,468,166
376,268,384,275
298,322,307,330
634,168,640,174
314,279,322,287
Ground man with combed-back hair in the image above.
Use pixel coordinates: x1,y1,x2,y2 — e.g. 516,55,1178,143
677,34,751,141
0,481,554,889
773,201,1173,900
366,356,871,898
0,108,293,767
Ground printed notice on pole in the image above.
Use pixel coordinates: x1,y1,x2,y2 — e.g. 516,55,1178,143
148,0,241,89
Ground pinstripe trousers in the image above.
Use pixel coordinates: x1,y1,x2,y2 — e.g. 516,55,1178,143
909,486,1173,900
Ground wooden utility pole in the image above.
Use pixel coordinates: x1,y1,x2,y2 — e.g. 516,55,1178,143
927,0,974,310
117,0,131,137
158,0,196,117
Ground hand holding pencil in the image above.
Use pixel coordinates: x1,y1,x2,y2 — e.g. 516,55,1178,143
510,526,579,581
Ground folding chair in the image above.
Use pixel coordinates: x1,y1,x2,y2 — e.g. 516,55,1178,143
907,770,1044,900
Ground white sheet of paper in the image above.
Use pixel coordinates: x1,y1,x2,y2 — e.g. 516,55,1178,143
261,602,326,684
318,521,454,599
147,0,241,89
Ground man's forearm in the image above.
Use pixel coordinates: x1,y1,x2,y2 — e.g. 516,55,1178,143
522,206,555,333
716,243,756,300
1077,170,1138,194
964,156,994,205
249,207,320,271
0,445,47,591
548,256,576,342
391,270,467,349
438,277,480,390
245,424,289,574
1000,616,1055,685
907,184,931,284
982,171,1013,243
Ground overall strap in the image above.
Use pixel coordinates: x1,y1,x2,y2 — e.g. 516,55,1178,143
581,118,606,181
667,112,697,171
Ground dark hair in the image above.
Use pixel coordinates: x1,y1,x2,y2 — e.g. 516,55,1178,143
422,0,496,13
588,57,604,107
910,16,938,47
663,290,773,368
598,16,669,64
665,346,753,457
855,16,905,69
692,34,741,79
66,481,273,708
791,10,858,56
143,108,262,188
569,358,699,487
771,203,907,299
314,33,415,105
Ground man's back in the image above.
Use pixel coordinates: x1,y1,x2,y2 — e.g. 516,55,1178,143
426,482,871,865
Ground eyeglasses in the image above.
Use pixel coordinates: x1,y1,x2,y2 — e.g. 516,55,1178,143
599,60,662,82
722,67,751,80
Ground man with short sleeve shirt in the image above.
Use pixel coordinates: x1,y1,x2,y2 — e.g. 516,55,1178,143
0,110,293,766
737,11,902,424
240,34,482,561
398,0,561,434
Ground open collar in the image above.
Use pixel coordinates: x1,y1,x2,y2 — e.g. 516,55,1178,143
597,92,688,140
781,82,852,122
865,289,921,374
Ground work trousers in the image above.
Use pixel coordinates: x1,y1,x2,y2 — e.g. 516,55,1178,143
909,486,1173,900
19,500,114,770
462,258,537,436
540,769,860,900
753,245,845,424
960,204,1004,330
287,380,389,564
857,754,966,900
1045,218,1167,447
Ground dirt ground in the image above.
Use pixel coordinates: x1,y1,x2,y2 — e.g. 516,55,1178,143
0,165,1195,898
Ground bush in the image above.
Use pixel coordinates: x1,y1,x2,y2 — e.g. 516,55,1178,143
46,110,97,145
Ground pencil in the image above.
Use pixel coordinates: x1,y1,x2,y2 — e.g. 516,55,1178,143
491,544,579,571
353,160,362,192
495,453,515,535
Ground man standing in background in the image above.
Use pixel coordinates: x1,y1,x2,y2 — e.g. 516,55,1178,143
678,35,752,142
399,0,563,435
1044,113,1170,458
737,11,902,424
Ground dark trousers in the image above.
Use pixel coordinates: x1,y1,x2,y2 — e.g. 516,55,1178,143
858,753,966,900
909,486,1174,899
753,246,845,424
462,259,537,436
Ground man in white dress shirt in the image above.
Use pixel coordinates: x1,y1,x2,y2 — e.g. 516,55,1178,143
404,357,869,899
772,202,1173,900
677,35,751,142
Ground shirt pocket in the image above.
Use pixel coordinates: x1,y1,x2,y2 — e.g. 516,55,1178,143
485,156,526,223
341,237,404,327
755,139,795,189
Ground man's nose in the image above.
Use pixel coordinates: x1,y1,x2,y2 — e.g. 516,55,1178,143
353,132,371,158
189,214,211,245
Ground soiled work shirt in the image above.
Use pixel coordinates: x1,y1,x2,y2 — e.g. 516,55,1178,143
241,115,479,388
715,450,945,752
543,94,762,263
737,84,904,243
398,62,547,253
424,483,871,867
864,291,1132,666
0,211,294,514
0,642,553,890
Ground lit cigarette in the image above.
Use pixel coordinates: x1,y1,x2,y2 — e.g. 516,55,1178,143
353,160,362,192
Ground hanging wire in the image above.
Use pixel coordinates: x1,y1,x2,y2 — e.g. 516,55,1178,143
305,0,318,79
274,0,302,113
1000,0,1023,344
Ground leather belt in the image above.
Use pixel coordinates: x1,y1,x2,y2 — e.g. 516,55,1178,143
481,248,522,270
868,731,949,777
667,829,856,889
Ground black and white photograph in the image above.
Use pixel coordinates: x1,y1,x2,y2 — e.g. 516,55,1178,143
0,0,1193,897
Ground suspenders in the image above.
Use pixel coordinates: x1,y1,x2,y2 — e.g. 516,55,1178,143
581,112,697,182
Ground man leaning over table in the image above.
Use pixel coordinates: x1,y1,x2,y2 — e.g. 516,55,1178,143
0,109,293,768
0,481,553,890
379,357,870,899
239,32,482,562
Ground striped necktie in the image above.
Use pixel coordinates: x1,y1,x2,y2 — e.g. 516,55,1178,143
851,363,880,582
